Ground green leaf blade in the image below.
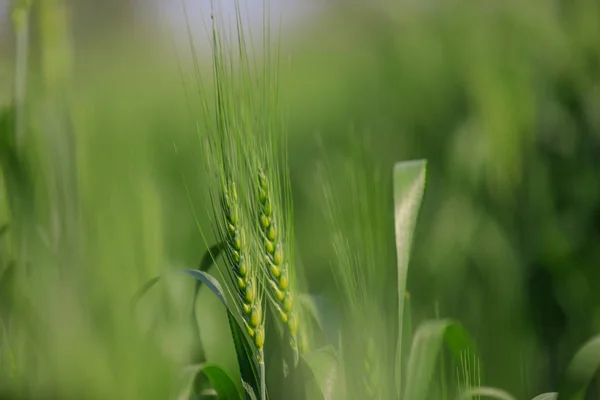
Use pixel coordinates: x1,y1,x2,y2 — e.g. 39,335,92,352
558,335,600,400
403,319,473,400
393,159,427,397
201,364,242,400
182,269,260,399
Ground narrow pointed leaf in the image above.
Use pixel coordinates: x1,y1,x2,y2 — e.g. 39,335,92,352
393,159,427,397
193,242,226,301
130,276,161,311
130,242,224,312
182,269,260,398
403,319,473,400
191,243,225,363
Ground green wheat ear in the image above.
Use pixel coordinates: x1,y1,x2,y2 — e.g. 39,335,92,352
221,181,265,358
256,167,298,351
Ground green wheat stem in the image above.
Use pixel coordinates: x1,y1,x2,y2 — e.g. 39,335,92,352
11,0,31,151
436,301,448,400
259,355,266,400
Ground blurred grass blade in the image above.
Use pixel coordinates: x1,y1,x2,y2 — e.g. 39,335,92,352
130,276,161,311
531,393,558,400
393,159,427,397
301,346,339,400
403,319,472,400
458,387,517,400
183,269,260,398
558,335,600,400
130,243,225,311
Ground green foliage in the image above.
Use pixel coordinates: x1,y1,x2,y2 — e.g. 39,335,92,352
183,269,260,399
402,320,472,400
1,0,600,399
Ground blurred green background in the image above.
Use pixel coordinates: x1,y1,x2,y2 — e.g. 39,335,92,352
1,0,600,398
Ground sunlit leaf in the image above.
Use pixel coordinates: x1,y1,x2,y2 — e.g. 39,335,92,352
393,159,427,397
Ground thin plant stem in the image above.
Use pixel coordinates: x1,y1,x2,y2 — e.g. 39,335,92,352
259,352,266,400
436,301,448,400
13,0,30,151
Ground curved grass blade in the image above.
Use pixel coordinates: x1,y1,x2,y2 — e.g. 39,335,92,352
130,276,161,311
178,363,240,400
393,159,427,397
301,346,339,400
403,319,473,400
458,387,517,400
182,269,260,399
558,335,600,400
196,364,242,400
193,243,226,301
130,243,225,311
531,393,558,400
189,243,226,363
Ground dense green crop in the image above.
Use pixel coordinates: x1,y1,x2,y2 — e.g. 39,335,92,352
1,0,600,399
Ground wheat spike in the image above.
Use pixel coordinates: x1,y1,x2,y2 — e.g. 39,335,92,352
256,167,298,350
222,182,265,357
